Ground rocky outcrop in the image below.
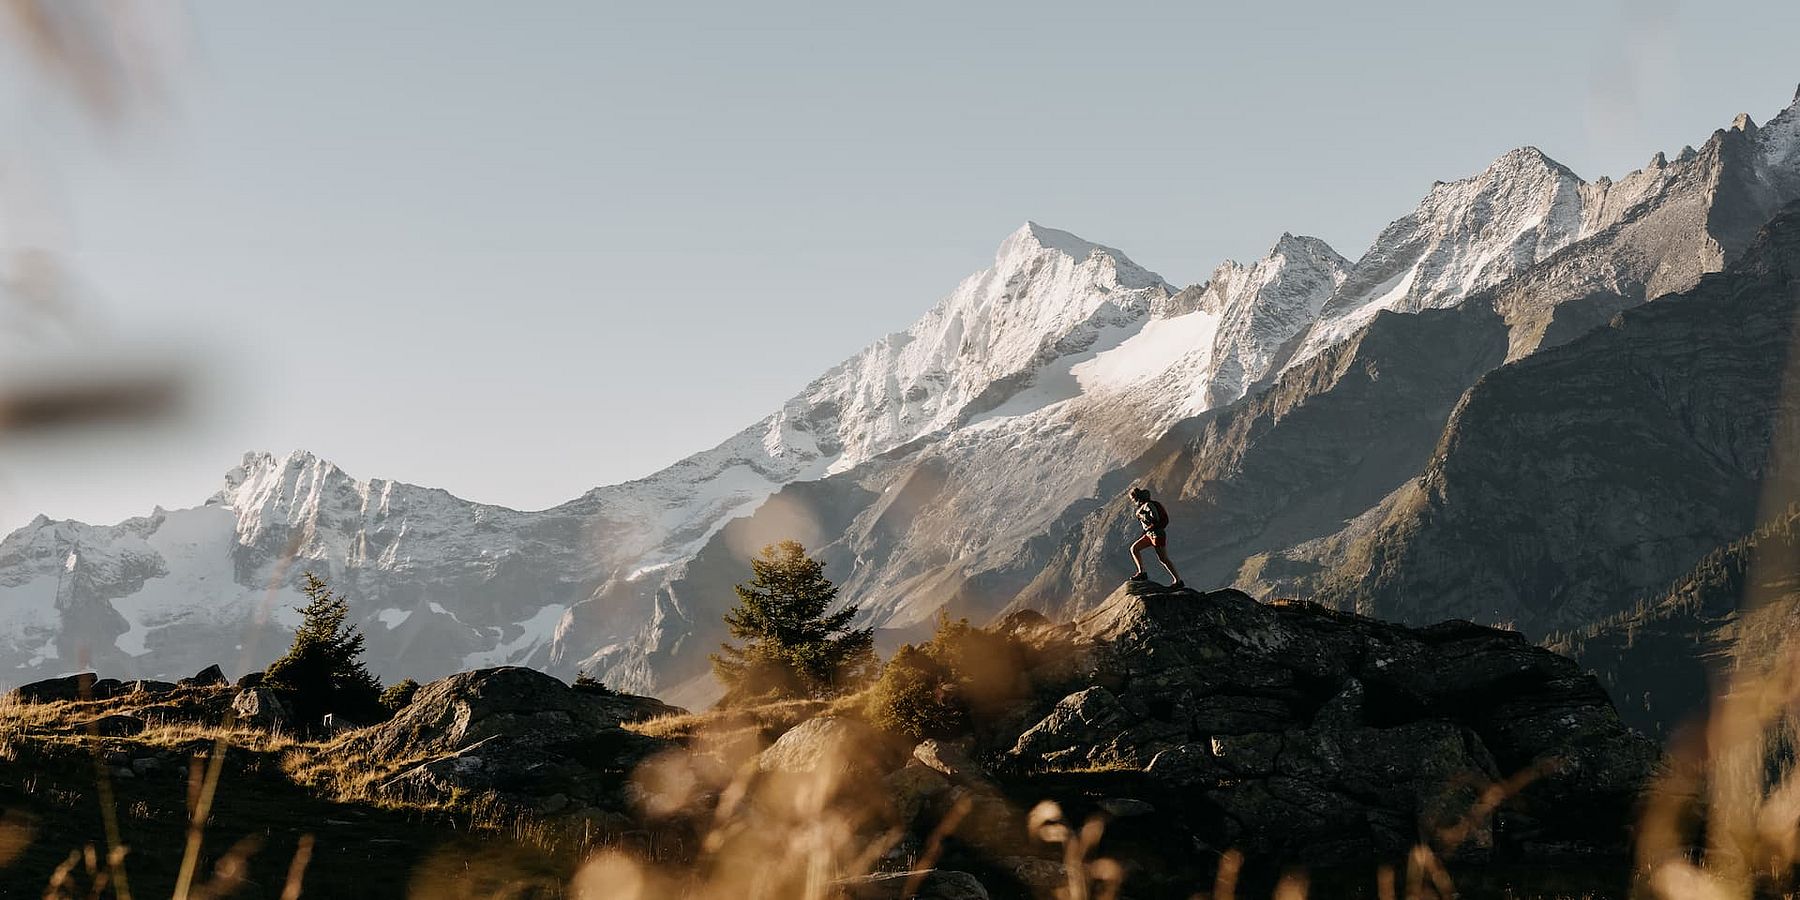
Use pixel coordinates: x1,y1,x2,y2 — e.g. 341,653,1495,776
334,666,683,812
987,582,1655,865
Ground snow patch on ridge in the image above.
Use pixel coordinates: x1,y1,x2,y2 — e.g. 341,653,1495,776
1073,309,1223,395
462,603,567,670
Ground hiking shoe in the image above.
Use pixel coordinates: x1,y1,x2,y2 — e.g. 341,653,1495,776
1129,572,1149,582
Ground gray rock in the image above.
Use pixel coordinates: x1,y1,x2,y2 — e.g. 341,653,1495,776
340,666,681,760
10,673,102,704
760,716,903,777
1144,743,1218,785
1208,732,1282,777
230,687,290,728
984,583,1657,864
1010,687,1128,763
342,667,679,811
912,739,981,781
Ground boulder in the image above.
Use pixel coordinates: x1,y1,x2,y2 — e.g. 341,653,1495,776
1009,687,1129,763
337,666,680,810
179,665,228,688
759,716,905,777
341,666,682,761
836,870,988,900
235,672,265,690
10,673,101,704
230,687,291,728
912,739,982,781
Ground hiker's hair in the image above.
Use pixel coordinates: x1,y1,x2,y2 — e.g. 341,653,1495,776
1129,486,1151,501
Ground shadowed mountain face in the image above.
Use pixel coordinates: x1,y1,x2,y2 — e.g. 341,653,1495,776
1320,204,1800,637
0,95,1796,701
1541,509,1800,739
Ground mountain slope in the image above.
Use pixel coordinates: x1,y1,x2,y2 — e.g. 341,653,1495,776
1543,508,1800,738
1320,202,1800,635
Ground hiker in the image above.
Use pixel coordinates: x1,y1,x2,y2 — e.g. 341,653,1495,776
1127,487,1184,588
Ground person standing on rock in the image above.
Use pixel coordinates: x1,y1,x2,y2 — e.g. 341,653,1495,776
1127,486,1183,588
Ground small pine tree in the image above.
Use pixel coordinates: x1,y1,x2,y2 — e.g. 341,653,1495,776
711,540,875,704
573,669,615,695
264,572,384,726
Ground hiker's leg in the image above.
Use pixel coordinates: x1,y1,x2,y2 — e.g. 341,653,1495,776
1129,534,1151,575
1154,540,1182,583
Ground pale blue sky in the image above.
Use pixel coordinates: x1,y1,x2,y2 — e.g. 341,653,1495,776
2,0,1798,532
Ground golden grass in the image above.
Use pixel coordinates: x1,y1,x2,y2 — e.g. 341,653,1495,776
625,697,833,742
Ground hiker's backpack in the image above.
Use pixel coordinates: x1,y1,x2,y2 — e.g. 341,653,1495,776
1141,500,1170,530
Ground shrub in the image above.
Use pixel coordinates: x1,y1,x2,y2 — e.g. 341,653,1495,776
865,613,1031,740
379,678,420,712
573,670,615,696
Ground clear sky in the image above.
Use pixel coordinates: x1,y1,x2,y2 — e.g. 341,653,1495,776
1,0,1797,533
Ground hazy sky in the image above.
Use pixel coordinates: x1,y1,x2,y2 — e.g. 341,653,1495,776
2,0,1797,533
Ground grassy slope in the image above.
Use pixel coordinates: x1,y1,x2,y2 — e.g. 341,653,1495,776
0,689,581,899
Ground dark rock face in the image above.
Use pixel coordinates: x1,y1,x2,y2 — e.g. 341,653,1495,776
1024,301,1512,624
334,666,683,811
9,673,107,704
180,665,229,688
1323,204,1800,636
994,582,1655,865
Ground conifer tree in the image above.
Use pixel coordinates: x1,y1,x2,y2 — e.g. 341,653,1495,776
711,540,875,704
264,571,384,725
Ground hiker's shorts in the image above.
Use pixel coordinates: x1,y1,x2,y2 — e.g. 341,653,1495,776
1143,530,1167,549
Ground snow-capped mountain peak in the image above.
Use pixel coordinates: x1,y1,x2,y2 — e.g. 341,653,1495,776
1285,144,1587,366
997,221,1163,290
